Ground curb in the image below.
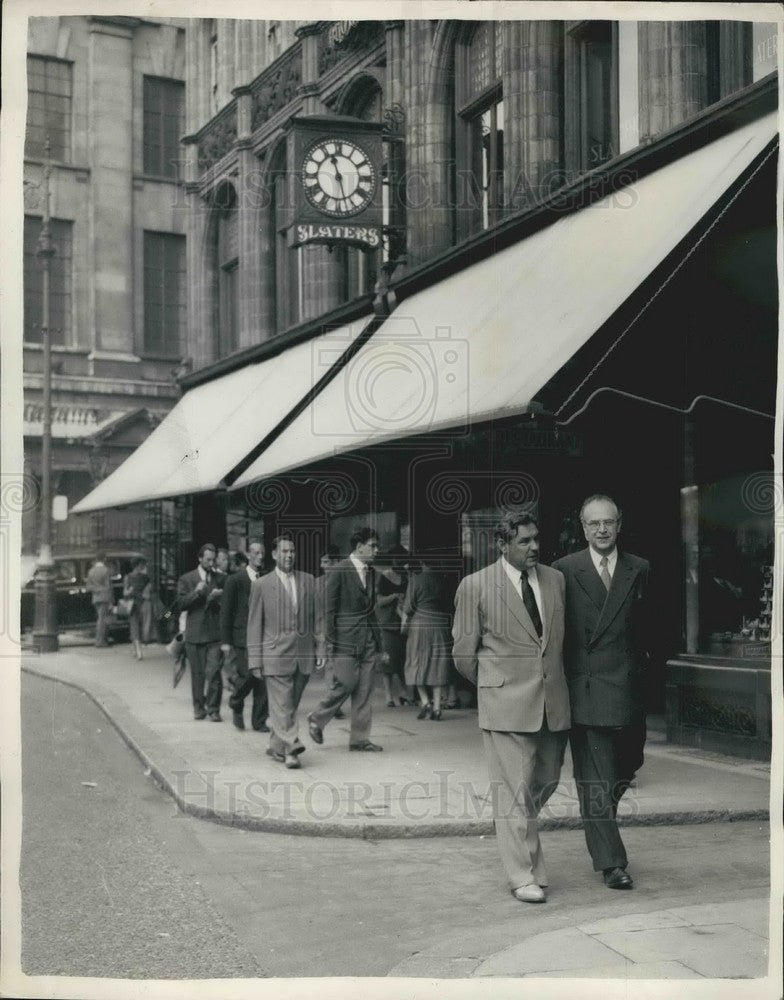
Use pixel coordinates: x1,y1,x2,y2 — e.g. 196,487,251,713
22,665,770,840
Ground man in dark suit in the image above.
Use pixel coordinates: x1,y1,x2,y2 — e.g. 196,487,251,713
307,527,384,752
552,494,650,891
247,534,317,769
453,512,571,904
177,543,226,721
220,540,268,732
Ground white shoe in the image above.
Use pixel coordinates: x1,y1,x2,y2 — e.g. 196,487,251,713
512,883,546,903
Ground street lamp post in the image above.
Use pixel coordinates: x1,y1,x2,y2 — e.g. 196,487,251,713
32,138,59,652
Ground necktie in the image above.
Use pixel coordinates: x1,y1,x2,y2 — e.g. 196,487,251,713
359,565,367,590
600,556,612,592
520,572,542,638
282,573,297,611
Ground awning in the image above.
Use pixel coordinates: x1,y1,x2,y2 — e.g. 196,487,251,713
232,111,778,490
72,316,372,512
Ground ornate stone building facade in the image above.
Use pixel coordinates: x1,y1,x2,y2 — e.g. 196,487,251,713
23,16,187,560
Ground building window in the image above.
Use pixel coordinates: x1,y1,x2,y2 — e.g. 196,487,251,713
565,21,618,175
455,22,505,238
26,56,72,163
214,186,239,355
24,216,72,345
143,231,186,357
143,76,185,179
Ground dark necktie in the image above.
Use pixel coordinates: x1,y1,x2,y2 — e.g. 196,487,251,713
599,556,612,592
520,572,542,638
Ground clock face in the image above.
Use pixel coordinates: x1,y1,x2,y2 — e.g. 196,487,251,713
301,138,376,217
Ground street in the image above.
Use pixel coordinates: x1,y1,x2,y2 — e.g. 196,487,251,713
19,670,770,981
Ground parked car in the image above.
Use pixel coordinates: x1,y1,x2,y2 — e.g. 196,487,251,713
20,551,145,639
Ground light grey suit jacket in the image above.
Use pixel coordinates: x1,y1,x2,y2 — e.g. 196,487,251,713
246,570,316,676
452,559,571,733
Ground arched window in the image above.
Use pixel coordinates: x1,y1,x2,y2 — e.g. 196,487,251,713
454,22,505,238
214,182,239,356
337,78,383,304
270,148,301,332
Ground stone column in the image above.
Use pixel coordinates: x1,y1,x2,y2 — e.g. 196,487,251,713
234,83,264,348
638,22,708,142
87,18,134,357
503,20,564,210
295,23,323,115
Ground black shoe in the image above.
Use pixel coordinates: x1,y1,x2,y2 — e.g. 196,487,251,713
307,713,324,745
253,722,270,733
193,710,207,720
334,709,345,719
349,740,383,752
430,709,442,721
232,710,245,730
417,703,431,720
603,867,633,890
386,700,396,708
208,712,222,722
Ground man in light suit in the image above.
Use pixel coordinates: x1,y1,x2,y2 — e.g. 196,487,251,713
247,534,317,769
86,553,112,648
552,495,650,891
453,511,570,904
220,540,269,733
177,543,226,721
307,527,384,752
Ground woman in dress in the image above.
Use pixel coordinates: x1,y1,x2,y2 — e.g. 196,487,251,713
375,547,411,706
123,556,150,661
401,556,455,720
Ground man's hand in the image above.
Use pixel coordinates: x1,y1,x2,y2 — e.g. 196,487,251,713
195,580,208,593
207,587,223,602
315,656,325,671
220,643,231,654
250,668,263,680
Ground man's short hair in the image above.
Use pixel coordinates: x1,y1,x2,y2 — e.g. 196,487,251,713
232,550,249,569
95,552,106,563
323,544,341,560
197,543,216,559
494,511,539,544
248,538,265,551
271,533,294,552
132,556,147,569
579,494,621,522
350,527,378,550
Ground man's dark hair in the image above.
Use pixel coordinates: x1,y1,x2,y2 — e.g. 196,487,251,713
323,544,341,560
197,543,216,559
350,527,378,550
271,533,294,553
494,511,539,544
232,550,249,569
579,494,622,522
95,552,106,563
132,556,147,569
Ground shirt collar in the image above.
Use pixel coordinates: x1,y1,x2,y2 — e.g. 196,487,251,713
198,565,209,581
246,565,259,581
589,547,618,574
501,556,537,585
349,553,367,575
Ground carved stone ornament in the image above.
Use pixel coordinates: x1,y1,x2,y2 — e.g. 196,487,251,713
198,109,238,173
251,47,302,132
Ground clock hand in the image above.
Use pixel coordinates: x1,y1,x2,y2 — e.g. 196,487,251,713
329,155,347,199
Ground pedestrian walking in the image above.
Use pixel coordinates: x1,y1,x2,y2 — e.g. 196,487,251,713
220,541,269,732
247,534,317,769
123,556,150,661
176,543,225,721
315,546,345,719
86,553,112,648
453,511,570,904
307,527,384,753
376,546,410,707
552,494,651,891
402,555,454,720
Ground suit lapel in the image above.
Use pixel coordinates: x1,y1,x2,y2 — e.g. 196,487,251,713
574,548,608,612
592,553,637,643
537,567,553,650
494,560,540,646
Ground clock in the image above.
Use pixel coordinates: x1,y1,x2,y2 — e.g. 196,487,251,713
301,137,376,218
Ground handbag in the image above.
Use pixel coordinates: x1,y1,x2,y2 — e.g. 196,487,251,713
117,597,135,617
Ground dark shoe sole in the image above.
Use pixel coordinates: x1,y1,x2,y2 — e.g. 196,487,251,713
307,715,324,744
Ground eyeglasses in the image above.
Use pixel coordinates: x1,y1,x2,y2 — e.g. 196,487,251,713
583,519,618,530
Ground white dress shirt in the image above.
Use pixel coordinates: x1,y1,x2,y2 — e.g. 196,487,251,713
275,567,298,610
501,557,543,622
349,553,368,588
589,547,618,579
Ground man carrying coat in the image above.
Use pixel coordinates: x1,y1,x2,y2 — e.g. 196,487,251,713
177,543,225,721
247,534,317,769
553,494,650,891
453,511,571,904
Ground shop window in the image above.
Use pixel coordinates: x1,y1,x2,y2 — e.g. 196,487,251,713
26,55,72,163
24,216,72,345
564,21,618,176
143,76,185,179
455,22,505,238
143,231,186,357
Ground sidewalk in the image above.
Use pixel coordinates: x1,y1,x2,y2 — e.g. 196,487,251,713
20,639,770,838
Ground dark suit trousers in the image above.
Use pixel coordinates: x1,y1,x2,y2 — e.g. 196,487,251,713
186,641,222,715
227,647,268,729
312,637,377,744
570,722,646,871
